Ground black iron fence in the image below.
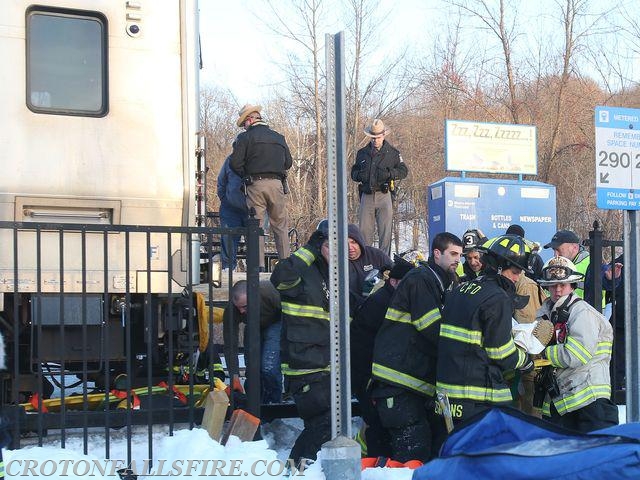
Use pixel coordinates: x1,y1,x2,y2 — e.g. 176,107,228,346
585,221,624,404
0,219,263,462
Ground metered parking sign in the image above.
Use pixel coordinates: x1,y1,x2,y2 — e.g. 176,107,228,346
595,106,640,210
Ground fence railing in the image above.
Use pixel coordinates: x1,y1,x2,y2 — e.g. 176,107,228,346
585,221,624,403
0,219,262,462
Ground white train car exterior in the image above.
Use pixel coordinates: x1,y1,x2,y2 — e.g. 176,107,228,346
0,0,201,295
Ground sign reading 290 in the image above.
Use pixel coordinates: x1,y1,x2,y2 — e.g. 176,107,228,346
598,150,640,169
595,106,640,210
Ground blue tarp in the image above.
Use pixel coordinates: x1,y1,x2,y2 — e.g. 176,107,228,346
413,407,640,479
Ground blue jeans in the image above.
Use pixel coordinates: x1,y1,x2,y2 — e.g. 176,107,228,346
219,207,247,270
261,321,283,403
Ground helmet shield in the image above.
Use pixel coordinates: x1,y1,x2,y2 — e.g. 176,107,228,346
538,256,583,286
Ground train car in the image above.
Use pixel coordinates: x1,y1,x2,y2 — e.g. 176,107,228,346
0,0,205,400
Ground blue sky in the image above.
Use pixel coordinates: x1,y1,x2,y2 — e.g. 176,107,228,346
198,0,635,103
198,0,430,102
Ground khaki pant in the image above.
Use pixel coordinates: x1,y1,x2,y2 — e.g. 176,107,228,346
245,178,290,264
358,191,392,255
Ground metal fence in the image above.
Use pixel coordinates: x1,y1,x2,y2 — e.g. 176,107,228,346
0,219,262,462
585,221,625,403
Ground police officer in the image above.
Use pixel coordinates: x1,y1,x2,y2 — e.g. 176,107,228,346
351,119,408,256
435,235,534,437
230,104,292,262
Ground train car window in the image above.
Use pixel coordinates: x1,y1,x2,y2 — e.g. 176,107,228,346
26,7,108,117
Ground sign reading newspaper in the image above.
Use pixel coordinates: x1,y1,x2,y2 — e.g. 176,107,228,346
595,106,640,210
445,120,537,175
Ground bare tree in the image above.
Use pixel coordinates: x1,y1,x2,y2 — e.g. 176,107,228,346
265,0,328,223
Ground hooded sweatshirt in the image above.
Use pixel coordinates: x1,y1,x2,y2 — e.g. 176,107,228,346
348,223,393,308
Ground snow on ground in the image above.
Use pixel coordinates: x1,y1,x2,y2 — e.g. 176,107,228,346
3,408,628,479
3,417,412,479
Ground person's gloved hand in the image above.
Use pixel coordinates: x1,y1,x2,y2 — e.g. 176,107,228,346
306,230,326,253
518,353,535,374
224,374,245,397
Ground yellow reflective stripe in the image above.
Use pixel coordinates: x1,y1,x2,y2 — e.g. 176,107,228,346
385,308,412,324
596,341,613,356
515,347,527,369
281,302,329,321
212,363,224,373
565,336,592,364
372,363,435,396
546,344,564,367
436,381,513,403
414,308,441,331
440,323,482,345
553,384,612,414
486,339,517,360
354,429,368,456
294,246,315,266
542,401,551,416
276,278,302,290
281,363,330,376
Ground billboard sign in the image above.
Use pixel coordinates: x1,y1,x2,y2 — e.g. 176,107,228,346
445,120,537,175
595,106,640,210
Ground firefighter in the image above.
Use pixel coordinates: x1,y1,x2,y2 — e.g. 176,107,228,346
270,224,332,465
435,235,534,441
370,232,463,462
536,256,619,432
504,225,549,416
350,251,421,458
458,228,487,282
543,230,589,298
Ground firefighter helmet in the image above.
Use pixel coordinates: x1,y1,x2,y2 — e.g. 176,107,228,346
316,219,329,236
462,229,487,253
538,256,583,286
479,234,532,273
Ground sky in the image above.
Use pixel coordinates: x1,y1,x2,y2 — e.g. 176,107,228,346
198,0,429,103
198,0,635,104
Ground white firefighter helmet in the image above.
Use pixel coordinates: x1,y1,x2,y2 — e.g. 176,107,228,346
538,256,584,286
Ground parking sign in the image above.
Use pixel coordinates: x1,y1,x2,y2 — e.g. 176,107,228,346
595,106,640,210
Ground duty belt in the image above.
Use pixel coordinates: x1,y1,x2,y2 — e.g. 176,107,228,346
251,173,282,181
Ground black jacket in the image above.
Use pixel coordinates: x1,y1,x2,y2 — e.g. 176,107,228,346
350,281,395,395
230,122,293,178
348,224,393,307
371,260,451,398
459,260,483,283
351,140,408,194
222,280,282,378
271,243,330,377
436,274,528,405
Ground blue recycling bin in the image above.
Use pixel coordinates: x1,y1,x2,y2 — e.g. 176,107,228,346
427,177,557,261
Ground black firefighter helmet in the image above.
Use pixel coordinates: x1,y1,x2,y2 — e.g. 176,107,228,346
479,234,532,274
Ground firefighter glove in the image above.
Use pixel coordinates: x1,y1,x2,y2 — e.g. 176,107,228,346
519,354,535,374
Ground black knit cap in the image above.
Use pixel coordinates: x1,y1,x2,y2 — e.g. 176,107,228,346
506,224,525,238
389,255,414,279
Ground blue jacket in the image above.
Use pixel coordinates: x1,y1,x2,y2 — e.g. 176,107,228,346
217,156,248,214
